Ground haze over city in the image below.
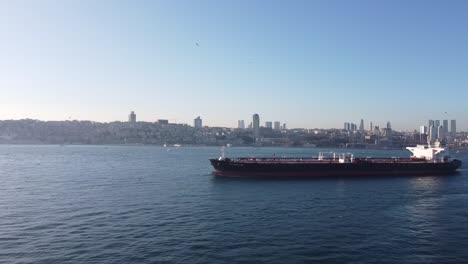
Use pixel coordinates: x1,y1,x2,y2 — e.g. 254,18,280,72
1,0,467,130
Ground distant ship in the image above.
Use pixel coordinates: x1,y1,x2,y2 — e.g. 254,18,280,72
209,142,461,177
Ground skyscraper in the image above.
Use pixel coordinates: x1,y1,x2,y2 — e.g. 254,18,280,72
369,122,373,132
451,120,457,136
128,111,136,123
386,121,391,130
344,122,349,130
435,120,440,128
428,125,436,143
438,125,445,140
252,114,260,139
238,120,245,129
194,116,202,128
428,120,434,130
443,120,448,134
265,121,272,129
274,121,281,130
420,126,428,143
359,119,364,131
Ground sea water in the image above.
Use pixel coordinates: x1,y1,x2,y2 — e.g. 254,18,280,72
1,145,468,263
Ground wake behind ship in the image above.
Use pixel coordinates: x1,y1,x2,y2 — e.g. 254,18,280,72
210,144,462,177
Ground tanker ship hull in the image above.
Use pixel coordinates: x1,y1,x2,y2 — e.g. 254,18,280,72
210,158,462,177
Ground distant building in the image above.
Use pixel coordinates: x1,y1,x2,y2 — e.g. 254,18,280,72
282,123,287,130
344,122,350,131
428,120,434,129
344,122,357,131
386,121,391,130
238,120,245,129
438,125,445,140
128,111,136,123
420,125,428,142
369,122,373,132
373,126,380,135
435,120,440,129
359,119,364,131
451,120,457,136
253,114,260,139
443,120,448,134
158,119,169,125
428,124,436,143
274,121,281,130
265,121,273,129
419,125,427,135
194,116,202,129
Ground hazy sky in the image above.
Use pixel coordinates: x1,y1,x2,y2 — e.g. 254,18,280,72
1,0,467,130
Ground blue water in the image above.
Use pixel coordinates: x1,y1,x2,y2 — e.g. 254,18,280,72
1,145,468,264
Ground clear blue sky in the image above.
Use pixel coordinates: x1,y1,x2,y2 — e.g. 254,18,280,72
1,0,467,130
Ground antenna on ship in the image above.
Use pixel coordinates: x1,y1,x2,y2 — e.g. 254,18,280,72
221,146,226,158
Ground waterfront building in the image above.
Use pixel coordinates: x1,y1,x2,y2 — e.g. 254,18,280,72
274,121,281,130
194,116,202,129
128,111,136,123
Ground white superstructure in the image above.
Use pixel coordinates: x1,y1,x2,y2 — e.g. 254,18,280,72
406,142,445,161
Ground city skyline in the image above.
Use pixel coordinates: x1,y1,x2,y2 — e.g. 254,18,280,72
0,112,464,132
1,1,468,130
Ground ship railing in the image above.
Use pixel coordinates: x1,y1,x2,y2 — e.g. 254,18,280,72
318,152,338,161
230,157,342,164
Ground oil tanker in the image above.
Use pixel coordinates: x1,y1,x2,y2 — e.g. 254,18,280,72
210,143,462,177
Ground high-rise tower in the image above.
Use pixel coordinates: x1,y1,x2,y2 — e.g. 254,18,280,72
238,120,245,129
359,119,364,131
274,121,281,130
443,120,448,134
450,120,457,136
252,114,260,139
194,116,202,129
128,111,136,123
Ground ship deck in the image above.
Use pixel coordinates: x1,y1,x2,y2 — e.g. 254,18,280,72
225,157,440,164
